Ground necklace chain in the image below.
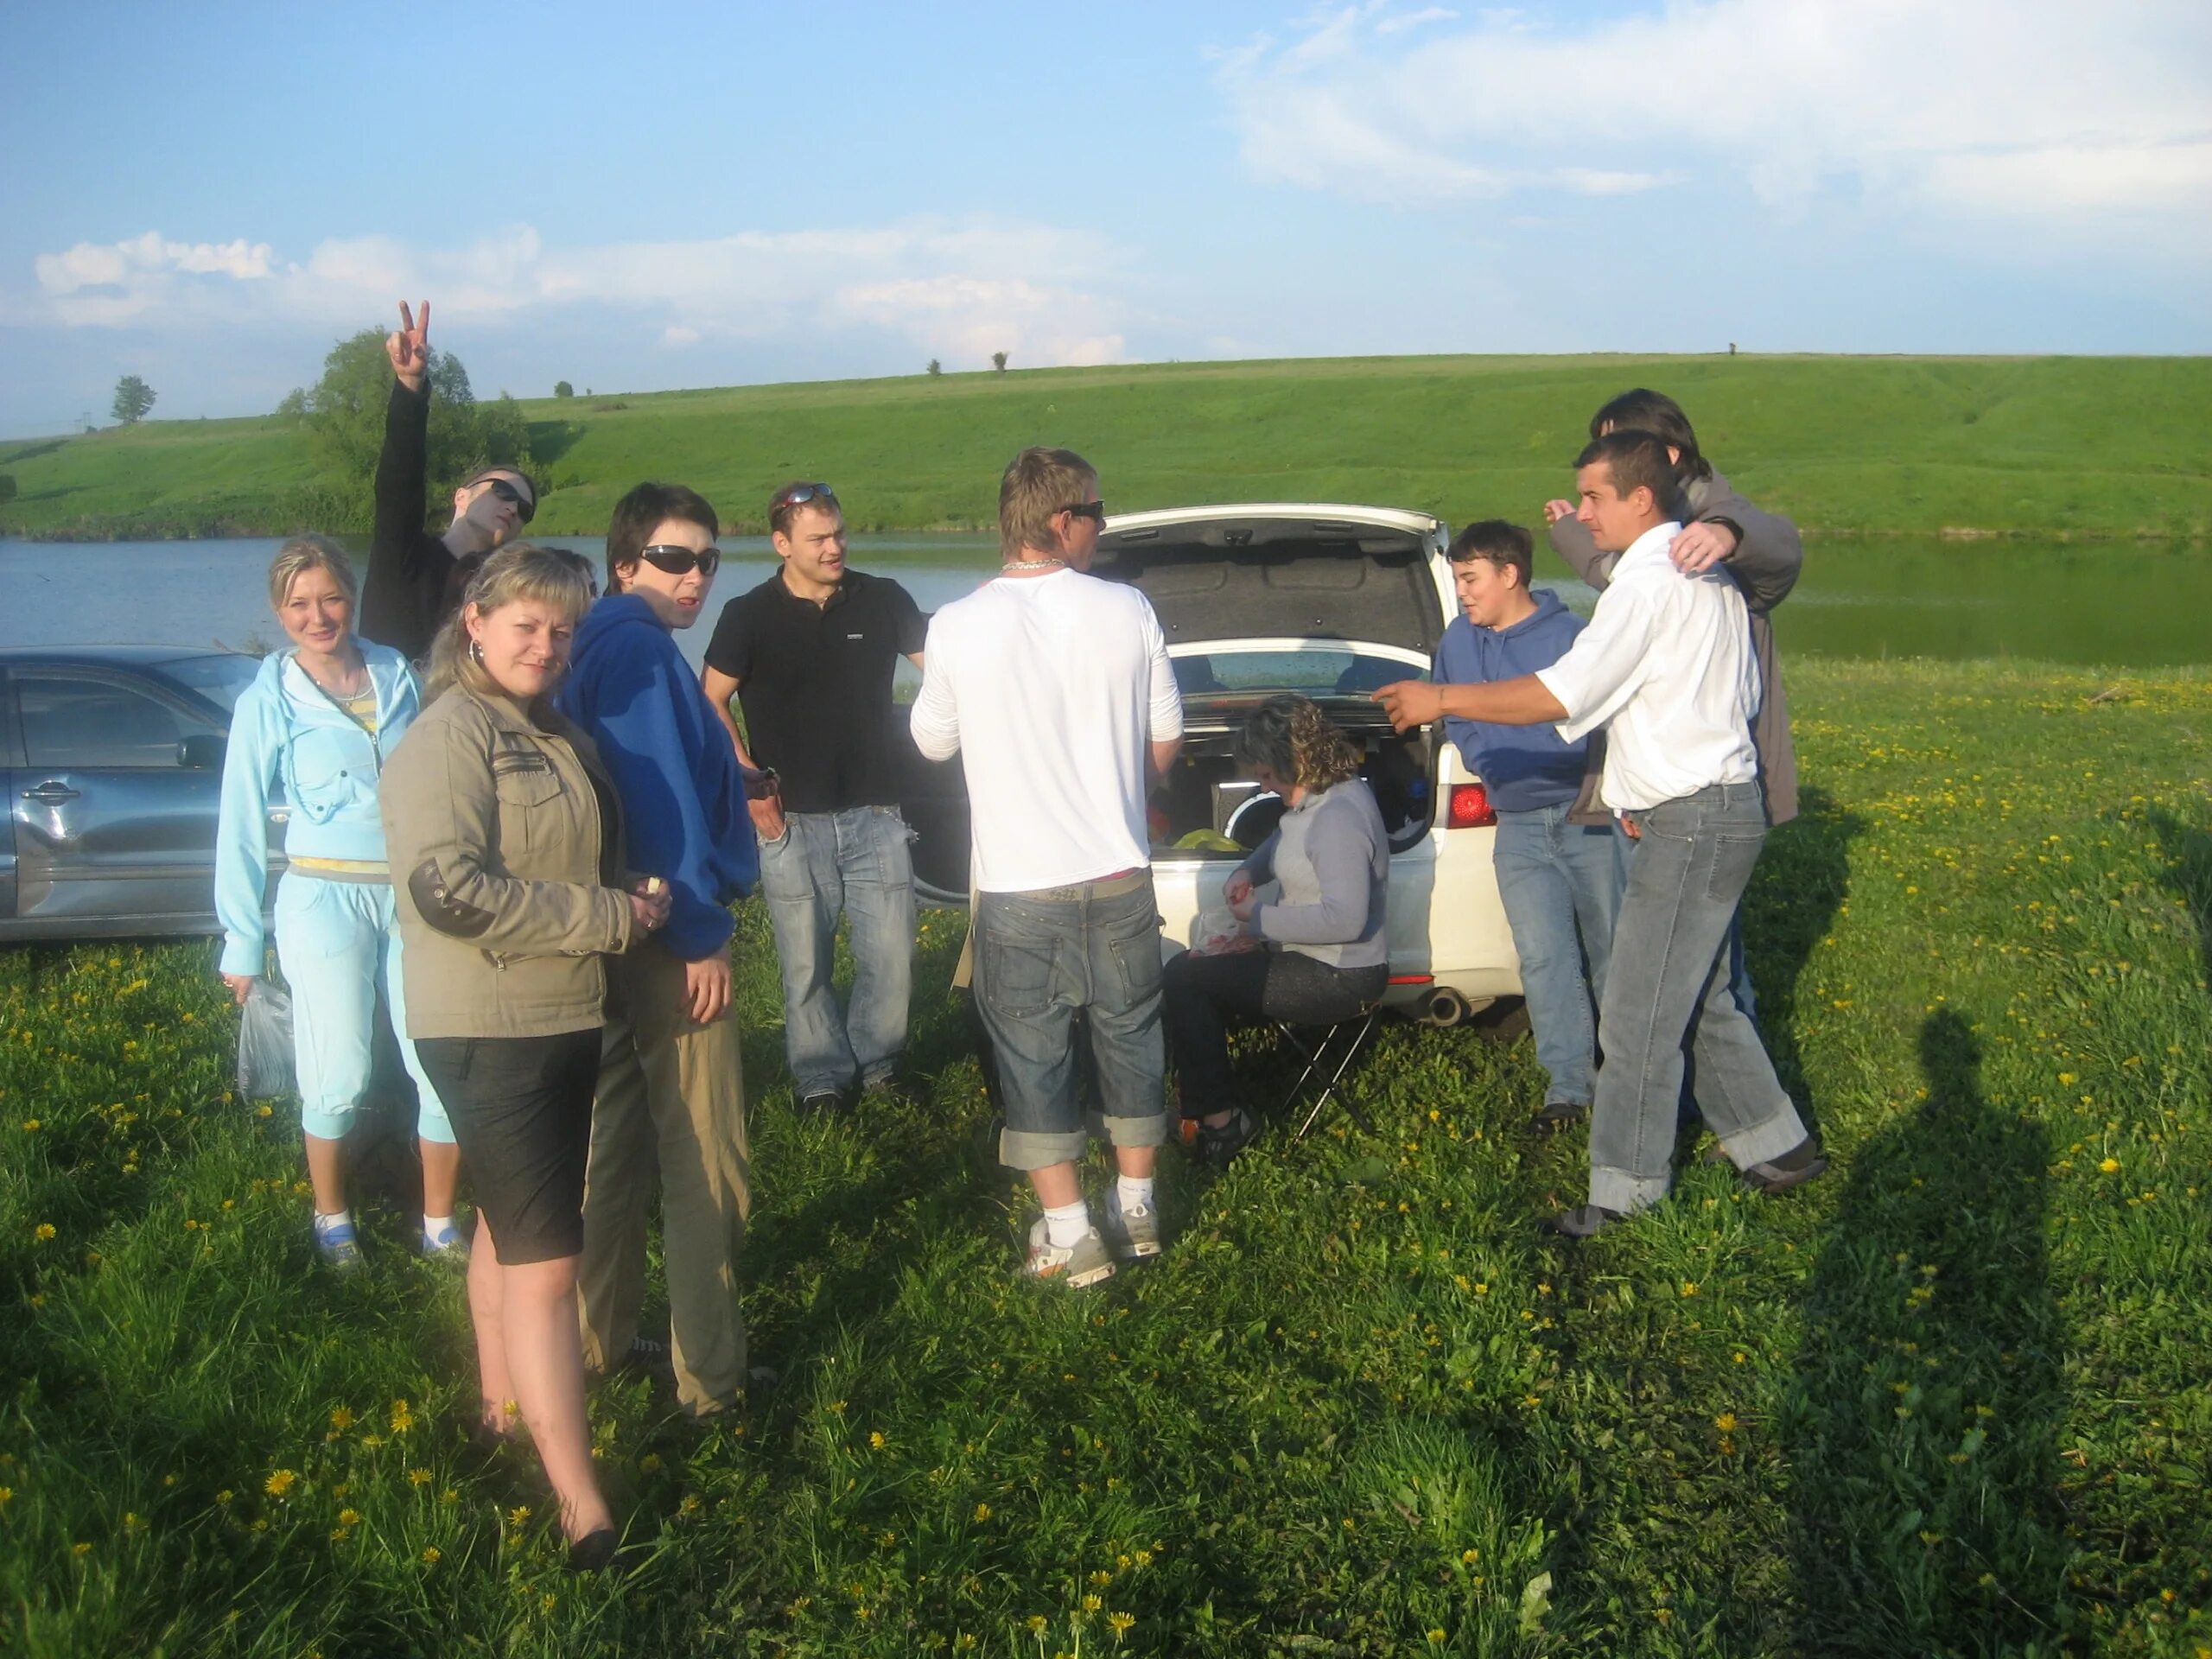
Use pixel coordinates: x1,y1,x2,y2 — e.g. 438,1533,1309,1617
1000,556,1065,574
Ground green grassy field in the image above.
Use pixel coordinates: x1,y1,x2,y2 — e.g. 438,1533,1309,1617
3,658,2209,1656
3,354,2209,542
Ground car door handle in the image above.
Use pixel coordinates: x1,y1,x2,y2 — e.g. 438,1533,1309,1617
22,782,81,804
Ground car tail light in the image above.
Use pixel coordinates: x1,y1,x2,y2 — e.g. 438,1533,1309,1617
1446,783,1496,829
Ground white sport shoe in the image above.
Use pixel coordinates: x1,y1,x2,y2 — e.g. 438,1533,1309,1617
1023,1219,1117,1287
1099,1190,1163,1262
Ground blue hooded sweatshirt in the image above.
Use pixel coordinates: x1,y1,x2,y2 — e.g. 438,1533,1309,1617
1433,588,1592,814
214,642,422,976
557,594,758,960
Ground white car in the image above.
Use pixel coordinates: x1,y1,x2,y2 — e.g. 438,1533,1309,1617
904,503,1522,1024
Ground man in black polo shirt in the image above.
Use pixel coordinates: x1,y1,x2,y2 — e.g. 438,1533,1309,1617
702,482,927,1112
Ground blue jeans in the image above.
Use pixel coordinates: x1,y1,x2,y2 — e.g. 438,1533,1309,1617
974,871,1170,1171
756,806,916,1098
1491,804,1628,1109
1589,784,1807,1213
271,872,452,1144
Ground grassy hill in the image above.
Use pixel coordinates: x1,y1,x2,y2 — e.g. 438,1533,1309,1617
3,353,2208,541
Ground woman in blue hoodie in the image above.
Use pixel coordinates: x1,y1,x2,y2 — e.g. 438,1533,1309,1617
214,536,461,1270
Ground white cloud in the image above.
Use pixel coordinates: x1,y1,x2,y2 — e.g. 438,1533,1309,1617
1217,0,2212,244
11,217,1132,369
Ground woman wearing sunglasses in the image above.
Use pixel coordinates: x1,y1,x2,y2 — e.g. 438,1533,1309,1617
359,297,541,664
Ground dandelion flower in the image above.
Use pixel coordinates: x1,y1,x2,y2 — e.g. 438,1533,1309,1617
1714,1413,1738,1432
869,1431,887,1450
2099,1158,2120,1173
422,1547,442,1566
73,1541,92,1557
264,1469,297,1499
33,1224,55,1243
1083,1593,1103,1612
1109,1611,1136,1637
408,1468,432,1486
327,1407,354,1434
389,1399,416,1433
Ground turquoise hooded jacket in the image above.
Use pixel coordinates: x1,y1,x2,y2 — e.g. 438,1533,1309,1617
213,642,423,976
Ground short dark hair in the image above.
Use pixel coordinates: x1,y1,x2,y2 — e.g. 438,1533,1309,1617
768,481,841,539
605,482,718,594
1575,431,1679,512
1446,518,1533,585
1588,388,1712,482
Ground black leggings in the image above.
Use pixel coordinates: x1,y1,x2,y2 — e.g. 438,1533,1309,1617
1162,949,1388,1116
416,1029,601,1265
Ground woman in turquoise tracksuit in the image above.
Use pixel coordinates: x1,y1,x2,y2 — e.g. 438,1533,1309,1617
214,535,461,1270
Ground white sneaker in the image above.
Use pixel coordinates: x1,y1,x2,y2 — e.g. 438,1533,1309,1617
1099,1189,1163,1261
1023,1219,1117,1287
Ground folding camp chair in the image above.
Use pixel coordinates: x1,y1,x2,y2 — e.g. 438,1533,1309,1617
1281,999,1386,1141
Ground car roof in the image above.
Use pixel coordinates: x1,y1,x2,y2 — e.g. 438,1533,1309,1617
1104,502,1445,538
0,645,247,669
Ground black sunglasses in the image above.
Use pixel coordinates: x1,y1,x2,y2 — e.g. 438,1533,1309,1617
1061,499,1107,522
484,478,536,524
639,544,721,577
771,481,837,514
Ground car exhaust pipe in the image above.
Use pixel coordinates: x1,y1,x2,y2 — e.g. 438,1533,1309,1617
1421,987,1472,1027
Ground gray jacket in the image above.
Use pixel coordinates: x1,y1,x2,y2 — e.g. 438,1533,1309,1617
1548,468,1801,825
1237,779,1389,971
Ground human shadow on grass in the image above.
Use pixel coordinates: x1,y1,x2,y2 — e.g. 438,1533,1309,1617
1728,783,1866,1137
2145,805,2212,996
1783,1011,2065,1656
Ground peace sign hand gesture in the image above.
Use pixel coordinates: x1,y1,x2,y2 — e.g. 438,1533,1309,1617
385,300,432,392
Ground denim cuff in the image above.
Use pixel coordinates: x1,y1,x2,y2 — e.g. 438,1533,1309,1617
1719,1101,1809,1171
1588,1165,1671,1214
1100,1108,1168,1150
999,1126,1090,1171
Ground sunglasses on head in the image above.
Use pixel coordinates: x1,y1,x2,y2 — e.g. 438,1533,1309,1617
1061,499,1107,523
771,481,837,515
481,477,535,524
638,544,721,577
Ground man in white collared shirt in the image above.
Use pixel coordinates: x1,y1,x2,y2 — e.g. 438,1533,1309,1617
1374,430,1823,1236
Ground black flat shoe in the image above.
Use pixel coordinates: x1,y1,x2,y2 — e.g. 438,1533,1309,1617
1739,1138,1827,1196
1529,1099,1587,1133
1540,1203,1625,1238
1196,1106,1260,1169
565,1527,620,1573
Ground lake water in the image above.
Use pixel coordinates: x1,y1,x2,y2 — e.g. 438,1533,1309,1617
3,534,2208,668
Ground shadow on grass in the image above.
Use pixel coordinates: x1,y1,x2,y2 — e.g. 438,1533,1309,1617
2145,805,2212,993
1739,784,1866,1132
1784,1011,2065,1655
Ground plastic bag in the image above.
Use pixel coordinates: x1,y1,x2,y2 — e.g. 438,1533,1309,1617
236,978,296,1101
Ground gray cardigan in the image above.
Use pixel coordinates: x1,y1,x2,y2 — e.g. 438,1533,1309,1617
1236,779,1389,971
1548,468,1802,826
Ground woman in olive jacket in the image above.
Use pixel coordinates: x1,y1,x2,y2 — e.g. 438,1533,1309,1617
380,544,667,1571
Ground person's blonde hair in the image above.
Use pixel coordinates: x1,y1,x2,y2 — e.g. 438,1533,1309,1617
1235,693,1363,792
997,446,1096,559
426,543,593,700
266,534,358,612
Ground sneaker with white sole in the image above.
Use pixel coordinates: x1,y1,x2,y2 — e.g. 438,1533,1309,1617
314,1219,365,1274
1099,1190,1162,1262
421,1219,470,1262
1023,1219,1116,1287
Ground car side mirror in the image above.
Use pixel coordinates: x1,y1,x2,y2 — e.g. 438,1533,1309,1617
179,734,226,770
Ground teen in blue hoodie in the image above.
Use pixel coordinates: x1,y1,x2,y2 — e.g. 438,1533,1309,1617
556,482,764,1421
1433,521,1626,1128
213,537,460,1269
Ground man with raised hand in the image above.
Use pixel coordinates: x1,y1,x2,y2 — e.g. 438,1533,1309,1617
1376,432,1823,1236
360,300,538,664
1542,387,1802,1030
702,481,927,1116
910,448,1183,1285
558,482,763,1421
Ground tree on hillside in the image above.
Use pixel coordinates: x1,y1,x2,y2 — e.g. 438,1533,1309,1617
112,375,157,424
991,352,1008,373
281,327,532,524
926,359,942,377
555,380,574,398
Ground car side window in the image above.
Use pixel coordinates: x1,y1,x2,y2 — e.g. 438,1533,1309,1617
19,674,206,769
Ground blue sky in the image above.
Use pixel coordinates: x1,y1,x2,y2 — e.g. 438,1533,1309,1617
3,0,2206,433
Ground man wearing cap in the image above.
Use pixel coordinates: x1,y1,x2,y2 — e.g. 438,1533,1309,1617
359,299,538,663
702,482,929,1114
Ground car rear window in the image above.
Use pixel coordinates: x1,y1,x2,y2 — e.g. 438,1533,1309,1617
1172,648,1426,699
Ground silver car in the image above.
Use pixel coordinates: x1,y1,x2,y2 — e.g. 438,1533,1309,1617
1,646,283,940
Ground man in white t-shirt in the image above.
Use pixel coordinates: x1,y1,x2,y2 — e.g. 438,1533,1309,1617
1374,430,1823,1236
910,447,1185,1285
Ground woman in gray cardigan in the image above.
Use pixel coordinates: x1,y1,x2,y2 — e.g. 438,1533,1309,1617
1163,694,1389,1166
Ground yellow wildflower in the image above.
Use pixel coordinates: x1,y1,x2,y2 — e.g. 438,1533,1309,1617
2099,1157,2120,1173
408,1468,432,1486
1714,1413,1738,1432
264,1469,297,1499
422,1547,442,1566
1108,1611,1136,1637
33,1224,55,1243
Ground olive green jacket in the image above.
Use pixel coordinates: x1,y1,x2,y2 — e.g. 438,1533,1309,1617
380,683,633,1039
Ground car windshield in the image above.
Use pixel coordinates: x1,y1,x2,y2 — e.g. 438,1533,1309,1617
155,652,261,715
1172,647,1425,700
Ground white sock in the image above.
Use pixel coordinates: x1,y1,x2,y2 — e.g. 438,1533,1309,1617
422,1213,454,1243
1043,1199,1091,1249
313,1208,353,1236
1116,1175,1155,1214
